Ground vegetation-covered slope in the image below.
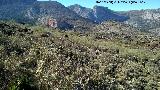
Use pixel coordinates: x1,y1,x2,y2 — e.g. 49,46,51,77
0,21,160,90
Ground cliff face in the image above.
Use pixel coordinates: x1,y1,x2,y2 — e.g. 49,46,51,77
68,4,95,21
68,5,129,23
93,6,128,22
120,9,160,30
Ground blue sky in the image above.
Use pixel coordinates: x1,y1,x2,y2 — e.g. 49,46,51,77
37,0,160,11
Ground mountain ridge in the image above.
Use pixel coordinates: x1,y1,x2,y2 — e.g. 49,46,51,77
0,0,160,32
68,4,129,23
0,0,95,29
68,4,160,32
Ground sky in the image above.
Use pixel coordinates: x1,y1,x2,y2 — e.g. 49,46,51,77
37,0,160,11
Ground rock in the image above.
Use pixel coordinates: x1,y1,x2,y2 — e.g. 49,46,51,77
41,32,51,37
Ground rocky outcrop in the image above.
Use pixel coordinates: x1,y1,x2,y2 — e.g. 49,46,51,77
93,6,128,22
68,4,95,21
68,5,129,23
120,9,160,30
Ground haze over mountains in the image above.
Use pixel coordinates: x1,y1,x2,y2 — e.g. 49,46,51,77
0,0,160,32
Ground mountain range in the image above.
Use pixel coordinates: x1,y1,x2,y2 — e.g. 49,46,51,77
0,0,95,30
68,4,160,31
0,0,160,32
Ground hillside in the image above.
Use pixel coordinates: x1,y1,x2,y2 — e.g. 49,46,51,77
0,21,160,90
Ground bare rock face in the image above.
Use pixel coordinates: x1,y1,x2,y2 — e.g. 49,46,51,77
68,5,129,23
141,10,160,20
68,4,95,21
120,9,160,30
93,6,128,23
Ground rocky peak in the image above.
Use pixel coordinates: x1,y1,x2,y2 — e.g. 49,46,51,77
93,6,112,21
69,4,82,9
93,5,109,11
93,5,110,16
68,4,92,14
69,5,129,23
68,4,94,20
92,5,129,23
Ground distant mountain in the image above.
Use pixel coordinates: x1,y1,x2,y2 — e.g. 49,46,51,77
0,0,160,31
26,1,95,29
0,0,95,29
69,4,160,32
26,1,80,21
68,4,129,23
120,9,160,31
68,4,95,21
